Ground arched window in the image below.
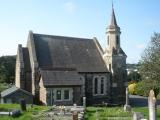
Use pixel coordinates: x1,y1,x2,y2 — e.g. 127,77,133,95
108,36,109,45
100,77,104,94
93,76,106,95
116,35,119,45
94,77,98,94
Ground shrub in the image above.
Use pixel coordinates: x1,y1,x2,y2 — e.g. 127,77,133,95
135,79,159,97
128,82,137,95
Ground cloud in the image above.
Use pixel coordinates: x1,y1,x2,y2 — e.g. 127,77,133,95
64,1,76,14
136,43,146,49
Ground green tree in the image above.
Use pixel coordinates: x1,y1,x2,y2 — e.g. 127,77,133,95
127,71,141,82
137,33,160,96
0,56,16,83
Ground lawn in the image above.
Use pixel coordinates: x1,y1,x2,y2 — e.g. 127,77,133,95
84,106,160,120
133,107,160,119
0,104,50,120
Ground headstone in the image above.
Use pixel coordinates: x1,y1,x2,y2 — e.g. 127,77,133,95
124,87,131,112
133,112,144,120
148,89,156,120
83,97,86,108
73,111,78,120
74,103,77,108
20,99,26,111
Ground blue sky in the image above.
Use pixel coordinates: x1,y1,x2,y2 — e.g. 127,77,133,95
0,0,160,63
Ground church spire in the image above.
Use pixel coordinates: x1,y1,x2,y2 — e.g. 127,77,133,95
110,8,118,27
106,4,121,51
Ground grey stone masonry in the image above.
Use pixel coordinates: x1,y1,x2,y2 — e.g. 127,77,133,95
103,8,127,104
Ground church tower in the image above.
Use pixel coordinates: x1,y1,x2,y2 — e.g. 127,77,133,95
103,7,127,104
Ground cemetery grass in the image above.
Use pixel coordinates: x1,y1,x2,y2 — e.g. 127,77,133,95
133,107,160,119
84,107,132,120
0,104,50,120
85,106,160,120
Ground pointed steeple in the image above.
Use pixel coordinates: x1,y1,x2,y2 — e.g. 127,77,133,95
110,8,118,27
106,6,120,32
106,4,121,51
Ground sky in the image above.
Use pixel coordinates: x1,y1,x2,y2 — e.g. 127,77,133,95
0,0,160,63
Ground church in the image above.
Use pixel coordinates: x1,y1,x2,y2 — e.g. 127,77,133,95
15,8,127,106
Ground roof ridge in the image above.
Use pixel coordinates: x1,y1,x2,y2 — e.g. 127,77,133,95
33,33,92,41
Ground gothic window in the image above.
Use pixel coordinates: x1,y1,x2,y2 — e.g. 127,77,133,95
94,77,98,94
93,76,106,95
100,77,104,94
108,36,109,45
116,35,119,45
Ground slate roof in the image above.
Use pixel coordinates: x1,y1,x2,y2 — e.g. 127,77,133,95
33,33,108,73
108,8,120,30
1,86,32,97
40,70,83,86
110,8,118,27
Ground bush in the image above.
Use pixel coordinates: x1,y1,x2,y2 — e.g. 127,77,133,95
128,82,137,95
135,79,159,97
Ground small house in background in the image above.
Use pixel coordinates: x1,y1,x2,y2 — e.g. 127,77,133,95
1,86,33,104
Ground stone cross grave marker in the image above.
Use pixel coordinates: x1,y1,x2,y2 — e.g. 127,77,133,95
124,87,131,112
148,89,157,120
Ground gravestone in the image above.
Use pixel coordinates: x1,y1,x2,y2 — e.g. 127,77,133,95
133,112,144,120
20,99,26,111
72,111,78,120
83,97,86,108
124,87,131,112
148,89,156,120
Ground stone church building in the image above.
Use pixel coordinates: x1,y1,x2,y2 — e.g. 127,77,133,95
15,8,127,106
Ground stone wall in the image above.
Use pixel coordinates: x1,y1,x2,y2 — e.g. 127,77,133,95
103,54,127,104
40,86,82,106
73,86,82,105
15,44,25,89
111,56,127,104
83,73,110,105
27,31,39,96
39,78,47,105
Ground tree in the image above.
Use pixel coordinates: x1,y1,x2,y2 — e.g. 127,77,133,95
0,56,16,83
127,71,141,82
137,33,160,96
